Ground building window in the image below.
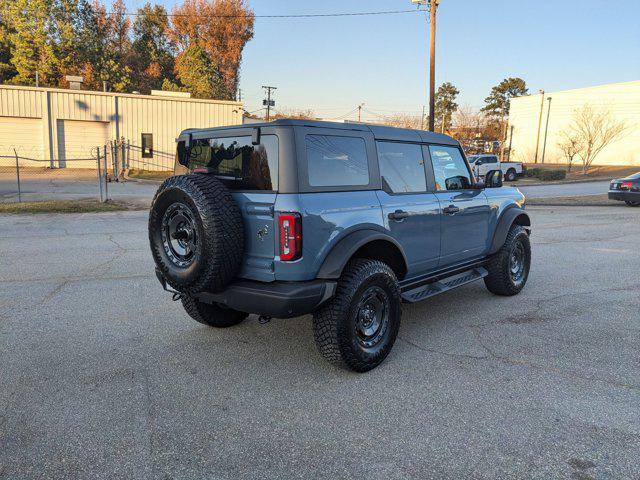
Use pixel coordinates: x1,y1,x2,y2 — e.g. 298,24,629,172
141,133,153,158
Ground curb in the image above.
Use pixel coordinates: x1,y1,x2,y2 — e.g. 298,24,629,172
507,177,613,187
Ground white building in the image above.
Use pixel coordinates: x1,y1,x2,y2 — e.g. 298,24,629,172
507,80,640,166
0,84,243,170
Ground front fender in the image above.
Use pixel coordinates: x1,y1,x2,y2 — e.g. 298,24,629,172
317,230,408,279
488,207,531,254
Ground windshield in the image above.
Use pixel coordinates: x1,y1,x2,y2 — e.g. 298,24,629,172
467,155,479,164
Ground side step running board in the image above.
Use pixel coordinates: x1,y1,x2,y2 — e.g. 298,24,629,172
401,267,488,303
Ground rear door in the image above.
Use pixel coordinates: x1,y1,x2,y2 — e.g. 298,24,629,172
182,132,280,282
427,144,491,266
376,141,440,275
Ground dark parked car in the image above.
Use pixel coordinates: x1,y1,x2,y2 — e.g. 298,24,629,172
148,120,532,372
608,172,640,206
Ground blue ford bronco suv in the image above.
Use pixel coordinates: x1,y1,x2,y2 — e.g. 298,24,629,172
149,120,531,372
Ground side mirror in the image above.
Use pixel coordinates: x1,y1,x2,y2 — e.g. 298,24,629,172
473,179,485,189
485,169,503,188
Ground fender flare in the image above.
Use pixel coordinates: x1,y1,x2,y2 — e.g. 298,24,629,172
488,207,531,254
316,230,408,279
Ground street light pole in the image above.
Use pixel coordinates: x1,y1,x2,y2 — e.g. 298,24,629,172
540,97,552,164
533,89,545,163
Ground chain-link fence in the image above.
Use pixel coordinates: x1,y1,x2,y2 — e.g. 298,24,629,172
0,145,117,204
0,138,178,204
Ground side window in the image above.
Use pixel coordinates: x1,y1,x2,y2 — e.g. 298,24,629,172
377,141,426,193
306,135,369,187
486,156,497,164
183,135,278,191
428,145,472,191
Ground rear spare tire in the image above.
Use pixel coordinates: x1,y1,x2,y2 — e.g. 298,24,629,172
149,174,244,294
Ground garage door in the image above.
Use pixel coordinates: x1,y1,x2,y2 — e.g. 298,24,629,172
57,120,110,168
0,116,44,164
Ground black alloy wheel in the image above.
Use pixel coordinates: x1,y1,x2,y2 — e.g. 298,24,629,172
161,202,198,268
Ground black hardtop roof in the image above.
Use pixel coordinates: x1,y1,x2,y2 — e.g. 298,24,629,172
180,119,459,146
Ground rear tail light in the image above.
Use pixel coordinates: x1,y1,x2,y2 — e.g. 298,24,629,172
621,181,633,190
278,212,302,261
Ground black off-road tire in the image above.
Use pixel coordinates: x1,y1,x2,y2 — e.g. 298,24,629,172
625,200,640,207
505,168,517,182
149,174,244,294
312,259,402,372
484,225,531,296
181,295,248,328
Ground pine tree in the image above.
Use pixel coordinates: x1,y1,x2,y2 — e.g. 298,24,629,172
434,82,460,133
482,78,528,118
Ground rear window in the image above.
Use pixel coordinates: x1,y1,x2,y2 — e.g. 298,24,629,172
305,135,369,187
181,135,278,191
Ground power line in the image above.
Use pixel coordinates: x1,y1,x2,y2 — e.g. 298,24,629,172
107,9,423,19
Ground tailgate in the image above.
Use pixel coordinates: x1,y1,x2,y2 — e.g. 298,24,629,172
232,192,277,282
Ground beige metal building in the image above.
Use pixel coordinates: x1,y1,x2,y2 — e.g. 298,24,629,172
508,80,640,166
0,84,243,170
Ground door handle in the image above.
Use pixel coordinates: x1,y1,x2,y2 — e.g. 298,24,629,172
443,205,460,215
388,209,409,221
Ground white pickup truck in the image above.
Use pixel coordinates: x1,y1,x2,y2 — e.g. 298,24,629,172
467,154,525,182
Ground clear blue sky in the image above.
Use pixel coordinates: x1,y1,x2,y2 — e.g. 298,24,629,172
123,0,640,121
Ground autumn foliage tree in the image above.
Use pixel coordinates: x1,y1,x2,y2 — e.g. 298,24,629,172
131,3,175,92
169,0,254,98
0,0,254,99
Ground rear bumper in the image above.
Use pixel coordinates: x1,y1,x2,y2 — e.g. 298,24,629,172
194,279,337,319
608,191,640,202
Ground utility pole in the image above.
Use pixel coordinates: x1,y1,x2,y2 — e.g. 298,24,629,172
262,85,277,121
533,89,545,163
499,120,508,161
357,103,365,122
237,88,242,102
441,112,446,133
428,0,439,132
412,0,439,131
35,71,39,87
540,97,552,164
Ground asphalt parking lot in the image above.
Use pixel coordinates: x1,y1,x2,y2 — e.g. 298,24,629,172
1,205,639,479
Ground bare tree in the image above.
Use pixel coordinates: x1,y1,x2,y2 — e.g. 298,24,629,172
273,108,317,120
569,105,628,174
452,105,485,137
556,130,583,172
381,113,423,130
